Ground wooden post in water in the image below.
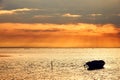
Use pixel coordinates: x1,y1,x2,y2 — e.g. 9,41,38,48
50,60,53,71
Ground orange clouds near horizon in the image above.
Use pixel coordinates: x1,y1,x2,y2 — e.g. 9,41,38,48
0,23,120,47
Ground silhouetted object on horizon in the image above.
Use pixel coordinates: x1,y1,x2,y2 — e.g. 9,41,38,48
84,60,105,70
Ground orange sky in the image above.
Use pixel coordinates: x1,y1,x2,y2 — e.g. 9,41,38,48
0,23,120,47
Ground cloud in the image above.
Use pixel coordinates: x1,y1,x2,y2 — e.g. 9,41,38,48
0,8,39,15
62,13,82,18
89,14,103,17
0,0,119,25
0,23,119,35
117,14,120,16
15,28,63,33
0,23,119,47
34,15,53,18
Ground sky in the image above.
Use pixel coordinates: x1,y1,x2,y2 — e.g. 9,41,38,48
0,0,120,47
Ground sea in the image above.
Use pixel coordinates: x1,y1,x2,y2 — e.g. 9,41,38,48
0,48,120,80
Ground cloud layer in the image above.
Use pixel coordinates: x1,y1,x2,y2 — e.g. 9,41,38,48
0,0,119,25
62,13,81,18
0,23,119,47
0,8,39,15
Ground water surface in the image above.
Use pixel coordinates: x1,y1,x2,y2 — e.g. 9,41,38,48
0,48,120,80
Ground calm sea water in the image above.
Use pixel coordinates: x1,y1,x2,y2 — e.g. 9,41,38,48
0,48,120,80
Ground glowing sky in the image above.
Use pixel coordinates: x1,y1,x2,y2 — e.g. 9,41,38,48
0,0,120,47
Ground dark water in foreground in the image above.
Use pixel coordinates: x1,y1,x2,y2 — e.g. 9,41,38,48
0,48,120,80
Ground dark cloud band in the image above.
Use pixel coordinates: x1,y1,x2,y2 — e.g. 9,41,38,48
0,0,120,26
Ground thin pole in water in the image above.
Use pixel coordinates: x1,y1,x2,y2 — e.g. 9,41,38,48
50,60,53,71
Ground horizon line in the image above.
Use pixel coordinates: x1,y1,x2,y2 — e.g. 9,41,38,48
0,47,119,48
